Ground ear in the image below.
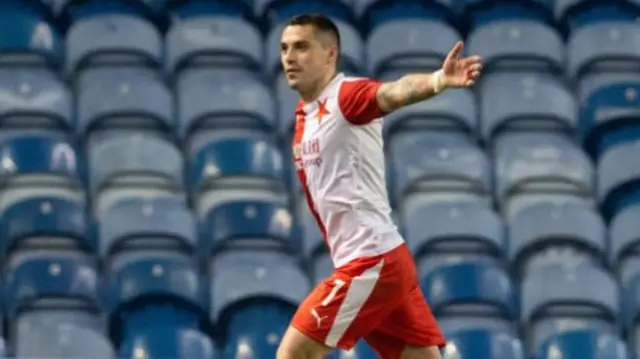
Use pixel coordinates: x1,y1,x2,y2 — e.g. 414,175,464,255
328,44,339,65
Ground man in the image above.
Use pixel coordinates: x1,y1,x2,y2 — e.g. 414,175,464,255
277,14,482,359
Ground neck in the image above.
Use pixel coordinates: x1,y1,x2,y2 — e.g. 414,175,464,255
300,70,338,103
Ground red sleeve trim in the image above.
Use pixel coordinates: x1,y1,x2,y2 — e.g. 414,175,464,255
338,79,386,125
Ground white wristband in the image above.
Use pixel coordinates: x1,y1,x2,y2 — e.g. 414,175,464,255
433,69,446,94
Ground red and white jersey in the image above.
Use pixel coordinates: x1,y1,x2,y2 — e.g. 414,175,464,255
293,73,404,267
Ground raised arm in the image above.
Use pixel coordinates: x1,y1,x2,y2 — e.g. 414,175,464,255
375,41,483,114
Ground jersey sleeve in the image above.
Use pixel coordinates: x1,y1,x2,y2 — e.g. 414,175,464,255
338,79,386,125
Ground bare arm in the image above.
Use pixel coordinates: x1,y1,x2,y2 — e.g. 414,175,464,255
374,41,483,114
375,71,445,113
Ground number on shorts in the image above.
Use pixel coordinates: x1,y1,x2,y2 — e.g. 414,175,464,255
321,279,346,306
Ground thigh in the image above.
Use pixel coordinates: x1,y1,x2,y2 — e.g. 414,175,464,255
365,285,446,359
289,256,403,351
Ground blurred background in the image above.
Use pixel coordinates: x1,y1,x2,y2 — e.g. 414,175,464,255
0,0,638,358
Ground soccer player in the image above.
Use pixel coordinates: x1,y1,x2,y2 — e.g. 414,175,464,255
277,13,482,359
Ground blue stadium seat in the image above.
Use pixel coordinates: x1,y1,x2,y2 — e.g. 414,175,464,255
382,89,478,139
276,73,299,135
494,133,594,219
403,201,504,269
521,265,620,351
76,67,173,136
166,0,254,24
0,12,62,69
0,133,83,213
480,73,578,142
366,20,461,78
624,274,640,353
355,0,454,32
298,203,326,259
508,202,606,277
267,19,363,78
15,322,115,359
65,14,162,74
108,256,209,347
422,262,516,334
176,69,276,137
187,133,287,216
1,196,91,256
388,132,491,207
99,197,197,261
89,134,184,215
55,0,160,29
467,21,564,75
211,250,310,359
598,141,640,221
201,199,298,257
535,329,630,359
0,68,72,130
610,205,640,285
454,0,554,33
568,23,640,81
580,80,640,159
119,327,219,359
442,329,525,359
556,0,640,35
312,253,332,285
5,256,101,342
255,0,354,30
165,17,262,75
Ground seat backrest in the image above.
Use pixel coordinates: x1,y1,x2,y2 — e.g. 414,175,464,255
76,67,173,136
443,329,525,359
0,68,72,130
610,205,640,283
0,13,62,69
597,140,640,221
65,14,162,74
535,329,630,359
119,327,218,359
15,322,115,359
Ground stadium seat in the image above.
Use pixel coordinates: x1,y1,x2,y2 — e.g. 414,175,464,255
108,256,209,347
5,256,102,343
598,141,640,221
165,17,262,75
388,132,491,208
276,73,299,135
366,20,461,78
176,69,277,138
493,133,595,219
454,0,554,34
298,203,326,260
521,265,620,351
0,133,83,213
624,274,640,353
467,21,564,75
355,0,454,33
0,12,62,69
312,253,333,285
403,201,504,273
99,197,197,261
267,19,363,78
76,67,173,137
55,0,160,29
201,199,298,257
610,205,640,285
568,22,640,81
89,133,184,216
442,329,525,359
556,0,640,35
535,329,630,359
580,80,640,159
1,196,91,257
211,250,310,359
119,327,219,359
382,89,478,140
166,0,254,24
422,262,516,334
479,73,578,142
255,0,354,30
15,322,115,359
187,132,287,217
65,14,162,74
0,68,72,130
508,202,607,278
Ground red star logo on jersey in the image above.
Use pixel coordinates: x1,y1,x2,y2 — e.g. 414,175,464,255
315,99,329,124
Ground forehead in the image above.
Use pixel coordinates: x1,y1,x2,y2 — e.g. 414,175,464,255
281,25,317,44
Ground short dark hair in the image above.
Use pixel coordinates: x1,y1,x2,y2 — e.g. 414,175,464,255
286,13,341,50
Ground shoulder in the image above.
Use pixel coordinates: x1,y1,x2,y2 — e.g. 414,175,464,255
337,76,385,125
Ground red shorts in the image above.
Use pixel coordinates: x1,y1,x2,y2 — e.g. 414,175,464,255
291,243,446,358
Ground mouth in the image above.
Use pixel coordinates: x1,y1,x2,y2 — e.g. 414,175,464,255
286,69,301,75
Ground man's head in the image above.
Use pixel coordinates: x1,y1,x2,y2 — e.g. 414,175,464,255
280,14,340,95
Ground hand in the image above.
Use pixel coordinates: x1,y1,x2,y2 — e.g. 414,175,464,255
441,41,482,88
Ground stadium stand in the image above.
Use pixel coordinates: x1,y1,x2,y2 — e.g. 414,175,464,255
0,0,638,358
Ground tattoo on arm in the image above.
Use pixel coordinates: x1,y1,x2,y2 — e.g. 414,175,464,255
376,73,439,113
